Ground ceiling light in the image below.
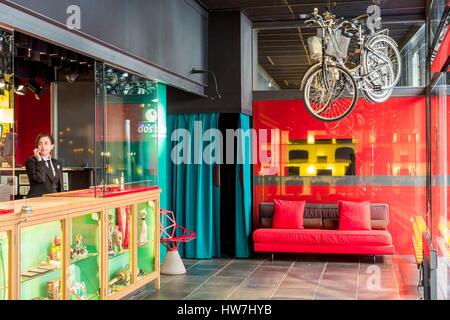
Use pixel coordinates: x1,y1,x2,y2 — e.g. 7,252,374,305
65,72,78,84
27,79,44,100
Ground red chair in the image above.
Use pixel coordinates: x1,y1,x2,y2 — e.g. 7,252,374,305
160,209,196,274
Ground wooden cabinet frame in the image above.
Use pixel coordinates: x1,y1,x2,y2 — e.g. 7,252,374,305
0,188,160,300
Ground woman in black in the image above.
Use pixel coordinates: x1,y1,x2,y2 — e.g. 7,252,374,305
25,133,64,198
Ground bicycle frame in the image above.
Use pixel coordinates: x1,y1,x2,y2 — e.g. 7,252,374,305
322,23,392,89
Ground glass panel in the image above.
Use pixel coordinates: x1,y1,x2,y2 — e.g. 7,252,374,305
253,97,426,258
20,221,63,300
398,25,426,87
0,28,15,202
430,0,447,45
69,213,101,300
95,63,158,196
108,206,133,296
0,231,9,300
55,64,95,168
430,71,450,300
137,201,156,280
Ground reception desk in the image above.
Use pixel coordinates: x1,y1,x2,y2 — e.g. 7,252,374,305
0,187,160,300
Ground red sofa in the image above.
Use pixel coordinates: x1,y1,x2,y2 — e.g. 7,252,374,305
253,202,395,257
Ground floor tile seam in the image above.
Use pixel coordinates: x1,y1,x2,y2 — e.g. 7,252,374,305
389,255,401,299
268,260,297,299
313,261,328,300
162,259,203,286
225,259,266,300
183,259,235,300
356,259,361,300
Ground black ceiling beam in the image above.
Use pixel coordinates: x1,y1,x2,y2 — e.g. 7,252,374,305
199,0,419,12
253,14,425,29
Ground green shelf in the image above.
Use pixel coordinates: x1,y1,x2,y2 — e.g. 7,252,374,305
108,248,130,260
138,240,153,248
20,267,61,284
70,252,98,265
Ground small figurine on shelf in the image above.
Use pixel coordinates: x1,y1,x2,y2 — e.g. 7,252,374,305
108,214,115,256
108,265,131,294
112,225,123,254
70,281,87,300
70,233,88,260
49,236,61,266
139,208,148,246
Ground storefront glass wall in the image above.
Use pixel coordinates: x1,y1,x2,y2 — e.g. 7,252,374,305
430,72,450,300
428,0,449,300
398,25,427,87
253,96,426,255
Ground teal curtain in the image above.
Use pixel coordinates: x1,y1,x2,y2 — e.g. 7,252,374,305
235,114,252,258
167,113,221,258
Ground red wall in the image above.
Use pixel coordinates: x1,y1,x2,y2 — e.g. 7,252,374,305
14,80,51,166
253,97,427,254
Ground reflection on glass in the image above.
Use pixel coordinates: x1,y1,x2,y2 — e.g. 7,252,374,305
108,206,132,296
430,72,449,299
283,138,356,177
137,201,156,280
95,64,158,196
398,24,426,87
430,0,447,45
0,231,8,300
20,221,62,300
0,29,15,201
70,213,101,300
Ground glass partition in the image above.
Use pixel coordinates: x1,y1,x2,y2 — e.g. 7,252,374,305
95,64,158,196
430,72,449,300
0,28,15,202
253,96,427,255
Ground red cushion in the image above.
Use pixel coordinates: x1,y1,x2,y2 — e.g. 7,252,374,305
272,199,305,229
338,200,372,231
254,228,322,245
253,229,392,247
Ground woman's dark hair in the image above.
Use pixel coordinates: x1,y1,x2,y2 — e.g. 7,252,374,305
35,132,55,148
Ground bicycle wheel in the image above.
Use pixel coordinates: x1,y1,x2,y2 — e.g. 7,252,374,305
361,59,394,103
303,65,358,122
363,35,401,90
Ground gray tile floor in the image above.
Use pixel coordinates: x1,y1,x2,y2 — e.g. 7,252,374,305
125,254,422,300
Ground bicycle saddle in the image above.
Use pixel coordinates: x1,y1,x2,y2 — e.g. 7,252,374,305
351,13,369,24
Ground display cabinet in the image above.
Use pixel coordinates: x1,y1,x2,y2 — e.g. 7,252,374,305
0,187,160,300
0,227,12,300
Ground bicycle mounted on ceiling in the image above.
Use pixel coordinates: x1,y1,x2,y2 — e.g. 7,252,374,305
301,7,401,122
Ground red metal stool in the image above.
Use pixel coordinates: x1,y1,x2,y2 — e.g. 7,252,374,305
160,209,196,275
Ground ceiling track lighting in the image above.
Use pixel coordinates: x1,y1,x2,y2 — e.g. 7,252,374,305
27,79,44,100
65,72,78,84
